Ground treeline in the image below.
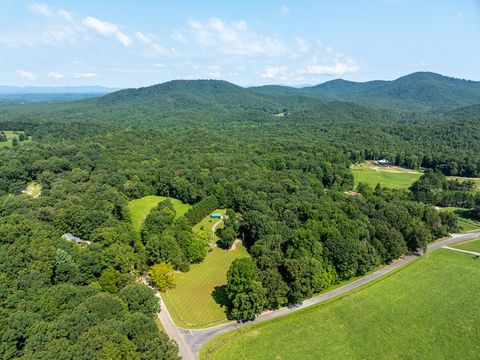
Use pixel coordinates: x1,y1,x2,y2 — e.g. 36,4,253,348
184,195,218,225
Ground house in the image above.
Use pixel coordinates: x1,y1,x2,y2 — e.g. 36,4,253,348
210,213,223,219
377,159,390,166
62,233,82,244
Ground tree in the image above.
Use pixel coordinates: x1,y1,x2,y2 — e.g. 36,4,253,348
119,283,159,316
98,267,121,293
148,263,175,292
226,258,266,321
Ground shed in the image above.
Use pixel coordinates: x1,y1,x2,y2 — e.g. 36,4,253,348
377,159,390,166
210,213,223,219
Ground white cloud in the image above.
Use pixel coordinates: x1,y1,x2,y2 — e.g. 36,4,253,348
82,16,132,46
27,3,52,17
207,70,222,79
71,72,97,79
301,61,359,75
171,30,188,45
295,37,310,53
57,9,74,22
261,65,288,79
116,32,132,46
48,71,64,80
280,4,290,15
135,32,153,44
16,69,37,81
188,17,286,56
82,16,117,36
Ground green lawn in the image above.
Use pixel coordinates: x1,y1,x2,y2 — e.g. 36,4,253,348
192,209,227,240
127,195,191,233
453,238,480,253
439,207,480,233
200,249,480,359
162,244,249,328
351,162,422,189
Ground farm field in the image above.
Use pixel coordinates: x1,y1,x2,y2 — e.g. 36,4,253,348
351,161,422,189
192,209,227,240
452,238,480,253
128,195,191,232
439,207,480,233
162,243,249,328
200,249,480,360
447,176,480,191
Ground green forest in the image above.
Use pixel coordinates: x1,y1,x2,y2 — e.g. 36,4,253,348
1,72,480,358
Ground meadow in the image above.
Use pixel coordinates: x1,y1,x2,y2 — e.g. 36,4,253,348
22,181,41,198
0,130,30,148
351,162,422,189
127,195,191,233
162,243,249,328
200,249,480,359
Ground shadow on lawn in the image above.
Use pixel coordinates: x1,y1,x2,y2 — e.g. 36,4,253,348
211,285,229,309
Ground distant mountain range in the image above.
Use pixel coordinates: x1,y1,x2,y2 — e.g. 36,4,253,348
0,86,119,94
95,72,480,112
3,72,480,110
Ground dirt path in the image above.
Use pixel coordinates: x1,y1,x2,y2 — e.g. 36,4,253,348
156,231,480,358
211,219,222,233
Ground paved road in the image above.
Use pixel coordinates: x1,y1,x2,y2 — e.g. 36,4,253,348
156,232,480,359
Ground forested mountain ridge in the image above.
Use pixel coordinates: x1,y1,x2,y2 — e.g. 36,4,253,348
252,72,480,110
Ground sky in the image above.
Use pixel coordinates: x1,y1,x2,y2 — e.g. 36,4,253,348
0,0,478,88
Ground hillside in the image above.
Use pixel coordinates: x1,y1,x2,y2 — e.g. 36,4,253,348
253,72,480,111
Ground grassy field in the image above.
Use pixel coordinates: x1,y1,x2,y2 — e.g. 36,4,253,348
351,161,422,189
22,181,41,198
193,209,227,240
453,238,480,253
0,130,30,148
162,244,249,328
200,249,480,359
127,195,191,233
352,161,480,191
439,207,480,233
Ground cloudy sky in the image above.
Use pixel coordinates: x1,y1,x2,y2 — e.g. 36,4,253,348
0,0,478,87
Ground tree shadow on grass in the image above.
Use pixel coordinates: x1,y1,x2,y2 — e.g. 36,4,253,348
211,285,228,309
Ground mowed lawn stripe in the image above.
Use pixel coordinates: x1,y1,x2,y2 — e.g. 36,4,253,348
200,249,480,359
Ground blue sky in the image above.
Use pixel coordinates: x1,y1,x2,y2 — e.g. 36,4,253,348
0,0,478,87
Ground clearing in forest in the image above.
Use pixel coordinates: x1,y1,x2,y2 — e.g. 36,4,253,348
0,130,30,148
128,195,191,233
200,249,480,359
351,161,422,189
192,209,227,240
22,181,41,198
162,243,249,328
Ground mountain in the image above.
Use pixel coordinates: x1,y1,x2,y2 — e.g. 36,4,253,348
251,72,480,111
98,79,281,112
